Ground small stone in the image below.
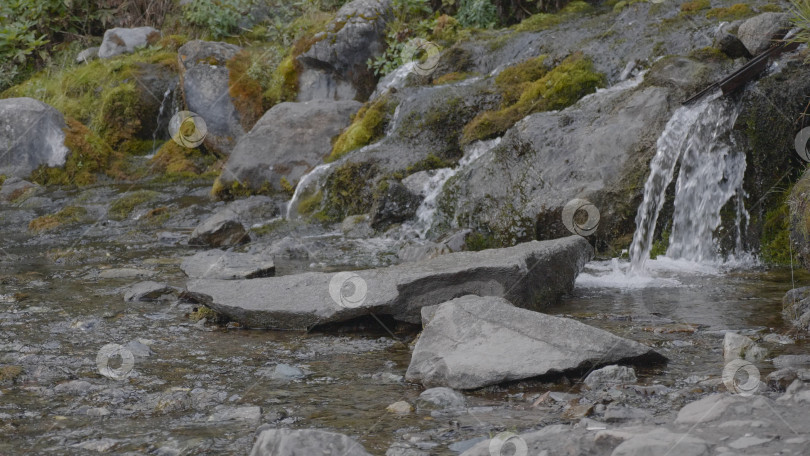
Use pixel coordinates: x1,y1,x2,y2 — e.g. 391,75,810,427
603,404,650,423
728,435,772,449
584,365,637,389
207,405,261,423
723,332,767,362
386,401,413,414
417,387,466,409
123,281,176,302
268,363,305,381
561,402,593,420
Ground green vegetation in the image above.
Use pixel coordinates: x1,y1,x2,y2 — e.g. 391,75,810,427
30,119,118,186
182,0,254,39
649,230,670,259
705,4,754,21
406,154,453,174
791,0,810,57
680,0,710,14
514,1,592,33
189,305,225,323
108,190,159,220
28,206,88,232
329,95,398,161
466,231,499,251
319,161,378,221
456,0,499,29
761,188,794,265
298,190,324,215
462,52,605,143
150,140,220,182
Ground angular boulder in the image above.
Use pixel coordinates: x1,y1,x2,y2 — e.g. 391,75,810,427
0,98,69,178
217,99,360,192
98,27,160,59
405,295,665,389
177,40,249,154
297,0,392,101
181,250,274,280
737,13,791,56
189,211,250,247
250,429,372,456
187,236,592,329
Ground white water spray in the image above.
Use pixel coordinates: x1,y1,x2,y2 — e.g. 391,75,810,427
285,163,336,219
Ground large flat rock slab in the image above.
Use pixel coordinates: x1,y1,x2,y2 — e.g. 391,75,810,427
181,250,274,280
187,236,592,330
406,295,665,390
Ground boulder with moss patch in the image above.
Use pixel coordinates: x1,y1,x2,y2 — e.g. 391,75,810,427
297,0,392,102
0,98,69,178
98,27,161,59
177,40,248,154
215,99,360,197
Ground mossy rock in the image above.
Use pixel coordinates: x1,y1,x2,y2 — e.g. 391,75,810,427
30,119,118,186
227,50,265,131
514,1,593,32
705,4,754,21
29,206,89,233
329,95,398,162
150,140,219,181
680,0,710,15
319,161,379,221
108,190,160,220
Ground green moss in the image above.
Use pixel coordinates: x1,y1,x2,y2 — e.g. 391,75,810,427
462,52,605,143
298,190,324,215
263,54,300,107
649,230,670,259
495,55,549,105
321,161,378,221
613,1,628,12
28,206,88,232
760,3,782,13
467,232,499,251
406,154,453,174
680,0,710,14
108,190,159,220
211,177,273,200
142,206,171,226
93,82,147,150
251,218,287,236
0,365,23,383
688,46,731,62
189,305,225,323
705,4,754,20
31,118,116,186
762,189,793,264
514,1,592,32
280,176,295,197
150,140,218,180
329,95,397,162
432,72,475,85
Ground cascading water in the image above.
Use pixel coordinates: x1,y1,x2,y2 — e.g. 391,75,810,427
628,92,745,273
285,162,336,219
150,87,173,153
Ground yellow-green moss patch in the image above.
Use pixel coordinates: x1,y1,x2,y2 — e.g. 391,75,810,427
189,305,225,323
298,190,324,215
109,190,159,220
705,4,754,21
328,95,398,162
227,50,265,131
680,0,710,14
514,1,593,32
29,206,88,232
150,140,219,181
462,52,604,144
0,365,23,383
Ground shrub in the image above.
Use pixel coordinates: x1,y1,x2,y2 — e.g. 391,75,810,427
182,0,254,39
791,0,810,58
456,0,499,29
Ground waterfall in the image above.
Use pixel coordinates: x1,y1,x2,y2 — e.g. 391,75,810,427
285,163,335,219
150,87,173,155
628,92,743,272
409,137,501,238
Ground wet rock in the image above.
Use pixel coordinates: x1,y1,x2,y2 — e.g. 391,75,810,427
124,340,153,358
187,236,592,329
612,428,709,456
583,365,637,389
714,34,751,59
782,286,810,331
217,99,360,193
181,250,274,280
72,438,119,452
177,40,246,154
122,281,178,302
370,181,421,230
341,214,374,238
603,404,650,423
0,98,69,178
98,268,155,279
208,405,261,423
728,435,773,449
250,429,373,456
297,0,392,101
266,363,305,381
737,13,791,56
189,211,250,247
762,333,794,345
561,401,593,420
0,178,42,202
386,442,430,456
417,387,466,409
53,380,95,396
98,26,160,58
386,400,413,414
405,295,665,389
674,394,770,425
773,354,810,370
723,332,767,362
75,46,99,64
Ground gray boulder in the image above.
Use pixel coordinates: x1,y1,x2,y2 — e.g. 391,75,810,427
250,429,372,456
218,99,360,193
177,40,247,154
737,13,791,56
76,46,100,64
611,429,710,456
417,387,466,409
583,365,637,389
181,250,274,279
370,180,421,230
189,211,250,247
122,281,178,302
0,98,69,178
98,27,160,59
297,0,392,101
187,236,592,329
405,295,665,389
